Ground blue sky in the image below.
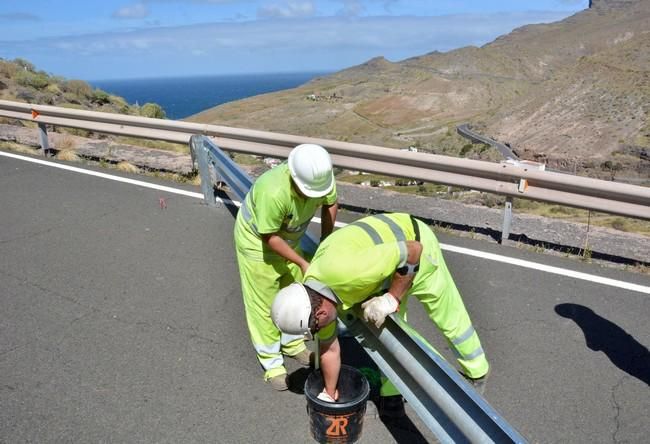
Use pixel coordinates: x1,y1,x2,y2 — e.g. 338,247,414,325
0,0,588,80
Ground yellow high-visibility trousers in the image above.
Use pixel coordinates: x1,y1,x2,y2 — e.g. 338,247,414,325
380,222,489,396
234,219,308,380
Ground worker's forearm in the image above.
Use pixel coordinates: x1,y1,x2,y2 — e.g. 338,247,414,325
387,273,414,301
388,240,423,302
264,234,308,270
320,202,338,240
320,338,341,398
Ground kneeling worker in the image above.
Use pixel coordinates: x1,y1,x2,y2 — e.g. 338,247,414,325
271,212,489,417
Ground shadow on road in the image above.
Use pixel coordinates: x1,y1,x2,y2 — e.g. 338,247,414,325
555,303,650,386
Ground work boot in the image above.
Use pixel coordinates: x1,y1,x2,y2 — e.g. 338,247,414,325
287,349,314,367
378,395,406,419
462,370,490,396
268,374,288,391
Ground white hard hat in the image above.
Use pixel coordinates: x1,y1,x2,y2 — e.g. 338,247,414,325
288,144,334,198
271,283,314,339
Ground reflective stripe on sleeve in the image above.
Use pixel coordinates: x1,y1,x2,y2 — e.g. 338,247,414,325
375,214,406,242
352,221,382,245
397,241,407,267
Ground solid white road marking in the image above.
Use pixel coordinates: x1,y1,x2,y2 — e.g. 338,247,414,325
3,150,649,295
441,244,650,295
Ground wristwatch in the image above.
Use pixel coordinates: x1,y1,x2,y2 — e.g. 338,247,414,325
396,262,420,276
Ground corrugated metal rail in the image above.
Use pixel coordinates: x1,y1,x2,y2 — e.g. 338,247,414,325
0,100,648,223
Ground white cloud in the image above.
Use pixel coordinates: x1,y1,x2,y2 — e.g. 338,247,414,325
1,10,578,78
336,0,364,17
258,1,317,19
112,3,150,19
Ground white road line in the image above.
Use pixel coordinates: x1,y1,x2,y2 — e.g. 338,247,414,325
1,150,206,200
3,150,649,295
441,244,650,295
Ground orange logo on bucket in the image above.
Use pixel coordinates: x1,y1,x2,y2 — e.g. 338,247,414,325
325,416,349,437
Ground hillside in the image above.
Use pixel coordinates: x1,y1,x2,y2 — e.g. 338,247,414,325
189,0,650,183
0,58,165,118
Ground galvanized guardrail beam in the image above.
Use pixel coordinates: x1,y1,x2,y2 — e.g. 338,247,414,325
1,100,648,223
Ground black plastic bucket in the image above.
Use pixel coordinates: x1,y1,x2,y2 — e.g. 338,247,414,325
305,365,370,444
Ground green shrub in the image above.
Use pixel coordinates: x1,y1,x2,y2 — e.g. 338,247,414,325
45,83,62,95
513,199,541,210
62,93,82,105
109,95,130,113
64,79,93,98
139,102,166,119
460,143,473,156
91,89,111,105
610,218,629,232
600,160,613,170
15,70,50,89
13,58,35,72
547,206,574,215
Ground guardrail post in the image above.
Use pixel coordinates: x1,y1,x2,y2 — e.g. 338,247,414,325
37,122,49,156
189,135,215,206
502,197,513,243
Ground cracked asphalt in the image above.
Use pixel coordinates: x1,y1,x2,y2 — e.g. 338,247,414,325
1,151,649,443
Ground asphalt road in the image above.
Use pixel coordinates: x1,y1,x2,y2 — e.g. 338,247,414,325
1,151,648,444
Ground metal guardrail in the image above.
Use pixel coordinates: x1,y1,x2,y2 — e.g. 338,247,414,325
1,100,648,227
189,135,527,443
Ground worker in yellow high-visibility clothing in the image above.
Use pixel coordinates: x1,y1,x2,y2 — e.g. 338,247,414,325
271,212,489,416
235,143,338,391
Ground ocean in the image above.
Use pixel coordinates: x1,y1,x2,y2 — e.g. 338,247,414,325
91,72,328,120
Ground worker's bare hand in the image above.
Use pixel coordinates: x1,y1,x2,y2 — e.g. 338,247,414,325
317,388,338,402
300,261,310,276
361,293,399,328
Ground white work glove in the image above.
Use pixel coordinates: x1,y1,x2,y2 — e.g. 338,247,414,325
361,292,399,328
317,389,336,403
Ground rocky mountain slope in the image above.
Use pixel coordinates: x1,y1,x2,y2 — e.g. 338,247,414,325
189,0,649,183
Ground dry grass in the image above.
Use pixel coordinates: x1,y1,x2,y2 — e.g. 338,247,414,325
188,174,201,186
55,150,80,162
55,134,77,151
116,161,140,174
53,134,80,161
0,140,39,154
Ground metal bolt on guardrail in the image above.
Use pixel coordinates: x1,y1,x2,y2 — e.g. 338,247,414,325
189,134,528,443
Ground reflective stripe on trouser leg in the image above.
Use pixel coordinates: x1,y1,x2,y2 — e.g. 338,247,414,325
235,248,306,380
413,243,489,379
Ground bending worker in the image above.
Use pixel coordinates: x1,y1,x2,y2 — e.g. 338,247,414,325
234,144,338,391
272,212,489,416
